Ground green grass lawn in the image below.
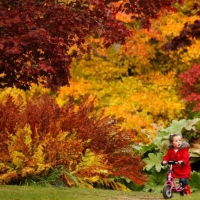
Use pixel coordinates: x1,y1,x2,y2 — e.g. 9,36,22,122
0,185,199,200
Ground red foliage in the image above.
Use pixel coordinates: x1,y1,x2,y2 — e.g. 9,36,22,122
109,153,146,185
179,64,200,111
0,0,182,90
0,0,130,90
0,93,146,185
164,20,200,51
115,0,182,28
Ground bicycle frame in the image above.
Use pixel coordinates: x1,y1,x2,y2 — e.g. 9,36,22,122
162,161,186,199
164,162,184,193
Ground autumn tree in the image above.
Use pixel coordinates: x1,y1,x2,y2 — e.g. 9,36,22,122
0,0,183,90
178,64,200,112
60,1,198,144
0,0,131,90
113,0,184,28
163,1,200,112
164,20,200,51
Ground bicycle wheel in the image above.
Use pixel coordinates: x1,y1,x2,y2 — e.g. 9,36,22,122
163,184,173,199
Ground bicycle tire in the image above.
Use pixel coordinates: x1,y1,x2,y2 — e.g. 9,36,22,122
163,184,173,199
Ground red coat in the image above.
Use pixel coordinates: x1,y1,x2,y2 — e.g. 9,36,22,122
163,145,191,179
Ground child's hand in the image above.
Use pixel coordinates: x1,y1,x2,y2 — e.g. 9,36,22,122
162,161,167,166
178,160,184,165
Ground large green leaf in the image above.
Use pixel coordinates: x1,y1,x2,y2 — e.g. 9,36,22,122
184,119,200,131
161,119,187,134
188,171,200,192
132,143,158,157
152,120,188,152
143,168,166,192
153,131,169,153
154,118,200,152
143,153,164,172
182,119,200,140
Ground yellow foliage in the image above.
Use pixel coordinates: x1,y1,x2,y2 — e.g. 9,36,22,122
119,29,160,73
80,149,105,167
0,87,26,105
75,54,127,80
6,124,51,174
116,11,132,23
9,151,25,169
150,11,200,73
56,79,93,106
60,57,186,144
32,144,45,164
0,163,11,173
7,124,34,169
35,163,51,176
56,131,69,141
74,149,109,173
181,39,200,63
0,84,50,105
0,171,18,184
21,167,35,177
72,149,113,185
96,178,130,191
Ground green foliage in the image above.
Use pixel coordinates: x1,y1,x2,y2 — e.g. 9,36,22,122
142,152,168,192
143,167,167,193
94,178,130,191
24,166,93,189
152,119,188,153
159,119,188,135
152,118,200,154
142,117,200,192
24,167,67,187
114,177,144,191
132,143,158,158
143,153,165,173
188,171,200,192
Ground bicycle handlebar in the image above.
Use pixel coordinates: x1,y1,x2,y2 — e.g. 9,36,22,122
161,160,180,166
168,161,179,165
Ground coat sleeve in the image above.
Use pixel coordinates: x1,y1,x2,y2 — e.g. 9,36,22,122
163,150,170,162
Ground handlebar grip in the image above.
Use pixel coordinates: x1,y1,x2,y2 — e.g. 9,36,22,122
168,161,179,165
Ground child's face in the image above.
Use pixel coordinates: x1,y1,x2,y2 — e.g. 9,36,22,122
172,135,182,149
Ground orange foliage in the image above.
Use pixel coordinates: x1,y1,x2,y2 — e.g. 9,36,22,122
0,93,146,186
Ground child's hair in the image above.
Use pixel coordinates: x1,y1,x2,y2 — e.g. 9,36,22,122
169,133,182,143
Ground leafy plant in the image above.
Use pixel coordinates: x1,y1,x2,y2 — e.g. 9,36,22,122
152,118,200,154
143,153,165,173
24,167,67,187
93,178,130,191
143,167,167,193
0,92,147,188
142,152,167,192
188,171,200,192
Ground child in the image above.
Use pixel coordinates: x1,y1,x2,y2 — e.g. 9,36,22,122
162,133,191,195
